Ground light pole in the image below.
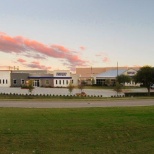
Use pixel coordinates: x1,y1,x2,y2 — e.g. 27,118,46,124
117,62,118,77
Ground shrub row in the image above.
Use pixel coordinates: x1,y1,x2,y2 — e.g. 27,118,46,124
111,95,125,98
1,92,154,98
0,93,105,99
124,92,154,97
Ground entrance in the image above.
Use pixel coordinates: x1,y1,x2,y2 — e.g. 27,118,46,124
33,80,40,87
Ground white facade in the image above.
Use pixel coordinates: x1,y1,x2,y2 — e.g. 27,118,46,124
71,73,80,86
123,68,137,77
53,70,72,87
123,69,140,86
0,70,11,87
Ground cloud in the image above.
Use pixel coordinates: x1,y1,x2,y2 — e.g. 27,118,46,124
17,58,26,63
52,45,70,53
102,57,110,63
95,54,101,57
16,58,51,70
80,46,86,51
95,52,110,63
0,32,87,69
24,61,51,70
24,52,46,60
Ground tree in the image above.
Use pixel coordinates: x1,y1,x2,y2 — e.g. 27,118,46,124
113,82,123,96
78,82,85,93
27,80,34,94
116,74,131,85
134,66,154,96
67,82,74,95
105,79,112,86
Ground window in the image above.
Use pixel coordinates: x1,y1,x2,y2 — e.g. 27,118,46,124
46,80,49,85
56,80,57,84
3,79,4,84
66,80,68,85
59,80,61,85
0,80,1,84
96,79,105,86
13,79,17,85
63,80,64,85
21,79,25,84
6,79,8,84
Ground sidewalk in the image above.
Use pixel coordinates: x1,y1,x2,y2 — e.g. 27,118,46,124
0,87,123,97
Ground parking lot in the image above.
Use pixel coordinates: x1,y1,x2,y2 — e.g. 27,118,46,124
0,87,149,97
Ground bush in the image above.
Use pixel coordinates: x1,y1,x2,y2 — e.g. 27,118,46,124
124,92,154,97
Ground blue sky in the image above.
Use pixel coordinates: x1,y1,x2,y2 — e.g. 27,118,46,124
0,0,154,71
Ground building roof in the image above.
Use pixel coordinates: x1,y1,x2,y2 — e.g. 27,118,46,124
12,70,48,74
96,69,127,78
76,67,140,78
29,74,53,77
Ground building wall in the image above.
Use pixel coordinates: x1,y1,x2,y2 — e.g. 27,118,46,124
0,70,11,87
28,73,54,87
71,73,79,86
76,67,130,78
12,70,48,74
40,79,54,87
123,69,139,86
94,68,139,86
11,73,29,87
53,70,72,87
123,68,137,76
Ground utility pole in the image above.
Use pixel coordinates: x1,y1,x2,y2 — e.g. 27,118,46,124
117,62,118,77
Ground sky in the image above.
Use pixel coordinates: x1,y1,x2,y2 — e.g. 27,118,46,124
0,0,154,72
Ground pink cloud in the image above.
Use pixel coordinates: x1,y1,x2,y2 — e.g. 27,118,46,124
17,58,26,63
95,52,110,63
95,54,101,57
0,32,87,69
52,45,70,52
24,53,46,60
26,61,51,70
16,58,51,70
80,46,86,51
102,57,110,63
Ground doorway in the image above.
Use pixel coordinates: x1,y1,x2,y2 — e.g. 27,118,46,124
33,80,40,87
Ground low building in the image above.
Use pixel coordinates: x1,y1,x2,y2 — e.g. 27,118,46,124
0,70,11,87
76,67,140,86
53,70,72,87
94,68,139,86
28,73,54,87
11,70,49,87
0,67,140,88
11,72,29,87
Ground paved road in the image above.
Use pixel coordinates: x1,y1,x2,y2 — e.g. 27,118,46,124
0,99,153,108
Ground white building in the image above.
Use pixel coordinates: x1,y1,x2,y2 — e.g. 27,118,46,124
0,70,11,87
53,70,72,87
71,73,80,87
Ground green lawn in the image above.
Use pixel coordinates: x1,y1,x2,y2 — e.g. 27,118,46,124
0,107,154,154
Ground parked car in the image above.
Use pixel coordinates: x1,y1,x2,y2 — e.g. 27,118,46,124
150,84,154,89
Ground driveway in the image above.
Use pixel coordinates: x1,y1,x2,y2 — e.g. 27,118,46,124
0,87,149,97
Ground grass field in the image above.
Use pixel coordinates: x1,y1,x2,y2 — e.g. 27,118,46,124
0,107,153,154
